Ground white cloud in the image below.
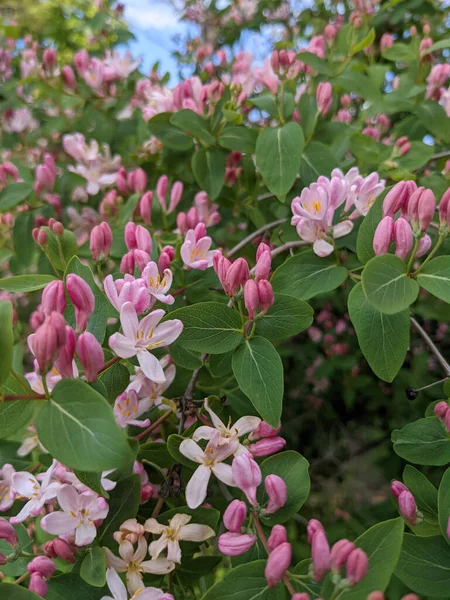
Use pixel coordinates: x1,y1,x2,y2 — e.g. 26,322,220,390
124,0,183,32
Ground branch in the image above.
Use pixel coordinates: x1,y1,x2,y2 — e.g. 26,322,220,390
2,394,46,401
97,355,121,375
177,354,208,434
226,218,288,258
410,316,450,376
431,150,450,161
135,409,173,442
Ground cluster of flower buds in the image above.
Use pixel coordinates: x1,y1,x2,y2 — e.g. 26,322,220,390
247,420,286,457
44,538,76,564
154,174,184,215
225,151,243,186
373,181,442,261
0,160,20,189
176,191,221,233
28,555,56,597
367,593,420,600
34,154,57,198
394,136,412,156
218,500,257,556
307,520,368,585
121,221,153,274
391,481,422,526
265,525,292,587
90,221,113,261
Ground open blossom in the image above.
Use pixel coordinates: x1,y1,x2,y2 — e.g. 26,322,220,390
145,513,215,564
104,51,141,79
104,274,150,315
114,389,151,429
11,461,61,523
180,433,238,508
127,358,176,407
17,424,49,457
193,398,260,454
102,567,173,600
109,302,183,383
0,464,16,510
141,262,174,306
181,223,217,269
105,536,175,594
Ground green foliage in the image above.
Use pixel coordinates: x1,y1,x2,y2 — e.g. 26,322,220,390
392,417,450,466
395,534,450,594
255,294,313,341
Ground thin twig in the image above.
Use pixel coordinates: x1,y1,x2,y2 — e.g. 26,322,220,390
177,354,208,435
97,356,121,375
151,497,165,519
135,410,173,441
2,394,45,401
432,150,450,160
226,218,288,258
410,316,450,376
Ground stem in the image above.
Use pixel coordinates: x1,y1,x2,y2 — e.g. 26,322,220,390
151,497,165,519
96,263,104,283
14,572,30,585
97,356,121,375
413,234,446,276
410,316,450,376
136,410,173,441
406,237,420,274
3,394,45,401
177,355,207,435
227,218,288,258
41,375,51,399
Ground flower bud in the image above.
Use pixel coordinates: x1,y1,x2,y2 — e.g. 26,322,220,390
270,51,279,73
90,222,113,261
28,556,56,579
401,596,420,600
31,312,67,373
156,175,168,210
226,258,250,296
29,573,48,598
36,228,48,246
129,168,147,194
257,280,274,314
43,48,57,71
264,475,287,514
415,234,432,258
135,225,152,254
367,593,384,600
311,528,331,582
139,191,153,225
77,332,104,382
268,525,287,552
116,167,128,196
44,539,75,563
158,251,172,274
380,33,394,52
439,188,450,226
0,553,7,565
346,548,368,585
249,437,286,457
248,421,281,441
232,453,262,505
115,519,145,544
417,189,436,232
398,490,418,525
35,165,54,193
434,401,449,420
124,221,137,250
393,218,413,261
255,250,272,282
120,252,135,275
307,519,324,544
316,82,333,115
244,279,259,319
218,532,257,556
0,518,18,546
74,49,89,74
41,280,66,316
391,480,408,499
133,249,151,272
373,216,394,255
292,595,310,600
66,274,95,333
223,499,247,532
330,539,355,571
383,181,416,217
265,542,292,588
61,65,76,89
169,181,183,213
54,326,77,378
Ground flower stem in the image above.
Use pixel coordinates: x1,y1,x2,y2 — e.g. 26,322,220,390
135,410,173,441
14,571,30,585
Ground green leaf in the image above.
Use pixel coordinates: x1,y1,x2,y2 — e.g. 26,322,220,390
232,337,283,427
0,301,13,387
423,39,450,54
0,584,40,599
255,293,313,341
74,471,109,498
382,43,417,62
398,142,434,171
392,417,450,466
296,51,329,74
300,142,338,187
218,125,258,154
344,518,404,599
361,254,419,314
271,250,348,300
356,192,385,264
249,94,279,118
170,340,203,370
98,474,141,546
80,546,106,587
159,505,220,530
438,466,450,544
0,524,33,576
417,256,450,304
169,302,243,354
167,434,198,468
99,360,130,402
192,148,225,200
46,574,107,600
0,374,34,439
0,274,57,292
171,109,215,145
403,465,440,536
416,102,450,143
395,534,450,595
35,379,134,472
0,181,33,211
256,122,304,199
148,112,194,151
65,257,109,343
348,283,409,382
350,28,375,55
200,560,285,600
13,212,34,267
43,227,78,271
349,132,382,165
139,441,176,468
259,451,310,525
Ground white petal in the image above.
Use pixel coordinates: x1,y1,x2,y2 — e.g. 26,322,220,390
149,535,168,559
179,523,215,542
105,568,127,600
109,333,137,359
233,416,261,437
212,463,235,486
140,558,175,575
57,484,79,513
12,472,39,498
167,539,182,563
185,465,211,509
192,426,216,441
75,521,97,546
179,439,204,463
120,302,139,340
144,518,166,535
104,548,127,572
40,511,76,536
137,350,165,383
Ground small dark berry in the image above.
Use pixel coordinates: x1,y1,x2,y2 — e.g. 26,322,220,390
406,387,418,400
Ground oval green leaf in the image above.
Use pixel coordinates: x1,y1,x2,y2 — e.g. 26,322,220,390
392,417,450,466
255,293,313,341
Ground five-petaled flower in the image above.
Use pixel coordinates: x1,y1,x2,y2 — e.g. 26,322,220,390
11,461,61,524
101,567,173,600
180,224,217,270
142,262,174,306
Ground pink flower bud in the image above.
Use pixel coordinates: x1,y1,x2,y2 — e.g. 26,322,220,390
398,490,418,525
255,251,272,282
311,528,331,582
36,229,48,246
292,595,310,600
249,437,286,457
28,556,56,579
61,65,76,89
226,258,250,296
367,593,385,600
54,326,77,378
218,532,257,556
223,499,247,532
316,82,333,115
139,191,153,225
383,181,416,217
264,475,287,514
232,453,262,506
43,48,57,71
120,252,135,274
346,548,368,585
393,218,413,261
141,483,156,503
380,33,394,52
132,168,147,194
270,51,279,73
44,539,75,563
186,207,200,230
74,49,89,74
29,573,48,598
41,280,66,316
30,310,45,330
268,525,287,552
399,142,411,156
0,553,6,565
163,245,175,261
77,332,104,382
439,188,450,225
391,480,408,498
0,518,18,546
135,225,152,254
169,181,183,213
116,167,128,196
401,596,420,600
415,234,432,258
330,539,355,571
373,216,394,255
31,312,67,372
447,517,450,540
434,401,449,420
157,251,171,274
307,519,324,544
133,249,151,272
248,421,281,441
156,175,168,210
265,542,292,588
257,280,274,314
176,212,187,234
124,221,137,250
244,278,259,319
66,274,95,333
324,24,337,40
90,222,113,262
36,165,55,192
417,189,436,232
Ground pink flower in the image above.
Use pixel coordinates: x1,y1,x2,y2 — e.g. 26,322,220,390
141,262,174,306
0,464,17,511
104,274,150,315
103,567,173,600
40,484,108,546
114,389,151,429
181,224,217,269
11,462,61,523
108,302,183,383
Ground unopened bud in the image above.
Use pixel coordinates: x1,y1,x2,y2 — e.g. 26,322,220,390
257,280,274,314
393,218,413,261
0,518,18,546
218,532,257,556
311,528,331,582
398,490,418,525
156,175,168,210
135,225,152,254
66,274,95,333
249,437,286,457
29,573,48,598
223,499,247,532
265,542,292,588
77,332,104,382
255,250,272,282
54,326,77,378
232,453,261,506
268,525,287,552
346,548,368,585
41,280,66,315
264,474,287,514
316,82,333,116
28,556,56,579
139,191,153,225
61,65,76,89
90,222,113,261
373,216,394,255
434,401,449,420
330,539,355,571
169,181,183,213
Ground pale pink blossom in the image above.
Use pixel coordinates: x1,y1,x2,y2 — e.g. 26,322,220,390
104,274,150,315
11,461,61,523
127,358,176,408
0,464,16,511
104,51,141,79
181,224,217,270
114,389,151,429
141,262,174,306
102,567,172,600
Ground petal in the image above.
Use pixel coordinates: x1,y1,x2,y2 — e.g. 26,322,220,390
105,568,127,600
104,275,119,311
333,220,354,239
40,511,76,536
149,535,168,559
212,463,235,486
119,540,135,562
17,437,38,457
167,539,182,563
179,439,204,463
137,350,165,383
134,535,148,563
109,333,137,359
75,521,97,546
10,500,34,524
12,472,39,498
179,523,215,542
120,302,139,340
126,571,144,595
169,513,191,529
144,518,166,535
150,320,183,347
192,426,216,441
139,309,165,337
57,484,79,513
185,465,211,509
233,416,261,437
313,239,334,257
104,548,127,572
204,399,226,430
196,237,212,253
140,558,175,575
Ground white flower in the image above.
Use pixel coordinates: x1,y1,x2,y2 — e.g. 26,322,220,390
145,513,215,564
127,358,176,408
104,536,175,595
40,484,109,546
141,262,174,306
114,389,151,429
16,425,49,457
179,433,238,509
104,51,141,79
11,461,61,523
193,399,260,455
0,464,16,511
101,567,172,600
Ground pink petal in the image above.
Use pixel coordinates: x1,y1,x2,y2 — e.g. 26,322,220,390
212,462,235,486
137,350,165,383
109,333,136,359
40,511,76,536
151,320,183,346
120,302,139,340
